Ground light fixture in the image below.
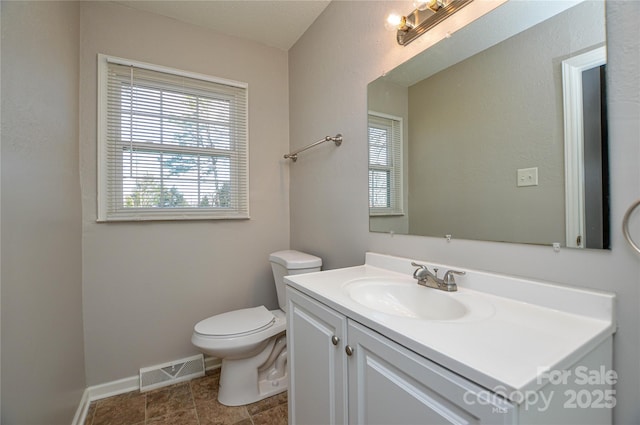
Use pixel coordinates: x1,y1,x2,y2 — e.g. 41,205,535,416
388,0,473,46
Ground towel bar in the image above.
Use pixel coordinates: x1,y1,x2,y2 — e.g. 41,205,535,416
623,199,640,254
284,134,342,162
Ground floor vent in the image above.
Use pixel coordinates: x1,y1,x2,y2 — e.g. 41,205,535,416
139,354,205,392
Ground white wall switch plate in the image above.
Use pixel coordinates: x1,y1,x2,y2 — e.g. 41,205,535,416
517,167,538,187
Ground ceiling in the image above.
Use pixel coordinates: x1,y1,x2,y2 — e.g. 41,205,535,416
113,0,332,51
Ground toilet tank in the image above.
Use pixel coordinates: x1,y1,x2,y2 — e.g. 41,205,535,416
269,250,322,311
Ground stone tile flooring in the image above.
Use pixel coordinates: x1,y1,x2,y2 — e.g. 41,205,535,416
83,369,287,425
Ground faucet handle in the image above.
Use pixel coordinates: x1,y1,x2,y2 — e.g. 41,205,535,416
442,270,466,285
411,262,429,280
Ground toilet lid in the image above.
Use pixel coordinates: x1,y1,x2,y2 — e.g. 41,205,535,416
194,306,275,336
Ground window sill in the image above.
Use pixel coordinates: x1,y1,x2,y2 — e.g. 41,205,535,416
97,211,250,222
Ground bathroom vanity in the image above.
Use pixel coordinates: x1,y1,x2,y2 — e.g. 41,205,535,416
285,253,616,424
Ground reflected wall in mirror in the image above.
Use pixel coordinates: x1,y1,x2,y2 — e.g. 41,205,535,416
368,0,609,249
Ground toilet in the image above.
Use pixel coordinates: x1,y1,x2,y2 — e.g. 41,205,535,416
191,250,322,406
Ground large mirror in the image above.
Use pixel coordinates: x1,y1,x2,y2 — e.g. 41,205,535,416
368,0,609,249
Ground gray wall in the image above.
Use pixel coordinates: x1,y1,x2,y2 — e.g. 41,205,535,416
1,1,86,423
79,2,291,385
289,1,640,424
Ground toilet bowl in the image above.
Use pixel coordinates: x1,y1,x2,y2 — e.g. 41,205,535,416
191,250,322,406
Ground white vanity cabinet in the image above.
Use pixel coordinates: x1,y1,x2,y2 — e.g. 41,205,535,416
287,287,514,424
287,285,349,425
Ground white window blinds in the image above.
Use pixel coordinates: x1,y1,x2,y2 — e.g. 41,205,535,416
368,112,403,216
97,55,249,221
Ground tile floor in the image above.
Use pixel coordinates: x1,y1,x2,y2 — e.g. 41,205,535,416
83,369,287,425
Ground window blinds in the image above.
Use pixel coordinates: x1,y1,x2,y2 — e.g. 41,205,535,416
368,113,403,215
98,56,249,221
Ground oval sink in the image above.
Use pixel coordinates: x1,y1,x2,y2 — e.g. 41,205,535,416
344,277,468,321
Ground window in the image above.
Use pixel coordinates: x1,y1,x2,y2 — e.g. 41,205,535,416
368,112,403,216
97,55,248,221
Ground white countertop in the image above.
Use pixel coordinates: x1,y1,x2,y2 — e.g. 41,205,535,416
284,252,616,401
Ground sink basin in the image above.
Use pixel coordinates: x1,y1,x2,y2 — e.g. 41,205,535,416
344,277,468,321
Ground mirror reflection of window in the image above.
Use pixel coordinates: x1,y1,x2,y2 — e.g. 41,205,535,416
368,112,403,216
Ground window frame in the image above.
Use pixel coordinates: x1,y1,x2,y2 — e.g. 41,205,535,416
368,111,404,216
97,54,249,222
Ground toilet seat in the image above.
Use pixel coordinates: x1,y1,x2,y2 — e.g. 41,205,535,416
194,306,276,338
191,309,286,361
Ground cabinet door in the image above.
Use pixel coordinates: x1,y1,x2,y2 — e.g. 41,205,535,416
287,287,349,425
347,320,515,425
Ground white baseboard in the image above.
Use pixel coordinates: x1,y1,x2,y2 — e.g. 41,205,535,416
71,375,139,425
72,356,221,425
71,389,90,425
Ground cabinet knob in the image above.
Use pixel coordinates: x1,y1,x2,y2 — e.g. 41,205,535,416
345,345,354,356
331,335,340,346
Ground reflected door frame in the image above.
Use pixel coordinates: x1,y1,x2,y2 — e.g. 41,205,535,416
563,46,607,248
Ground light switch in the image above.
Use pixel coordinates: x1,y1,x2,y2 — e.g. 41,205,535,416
517,167,538,187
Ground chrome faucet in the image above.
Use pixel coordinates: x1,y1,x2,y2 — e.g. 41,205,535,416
411,262,465,292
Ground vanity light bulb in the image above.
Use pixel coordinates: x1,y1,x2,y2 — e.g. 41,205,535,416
413,1,429,11
385,13,403,31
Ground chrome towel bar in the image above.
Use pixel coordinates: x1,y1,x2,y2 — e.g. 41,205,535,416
623,199,640,255
284,134,342,162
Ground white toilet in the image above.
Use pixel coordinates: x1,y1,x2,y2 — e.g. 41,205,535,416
191,250,322,406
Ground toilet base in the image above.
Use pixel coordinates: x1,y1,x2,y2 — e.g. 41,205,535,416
217,333,288,406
